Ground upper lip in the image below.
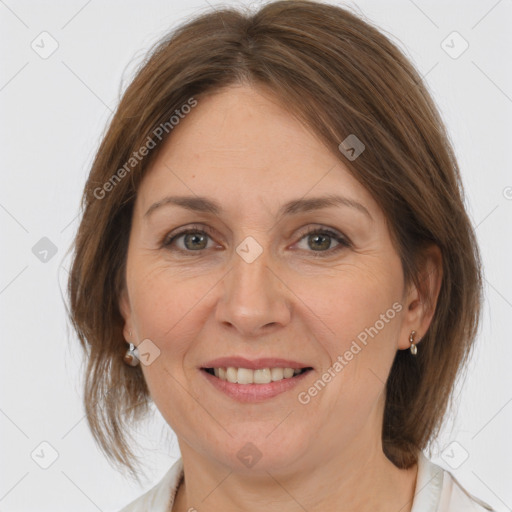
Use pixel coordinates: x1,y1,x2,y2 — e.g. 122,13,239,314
201,357,313,370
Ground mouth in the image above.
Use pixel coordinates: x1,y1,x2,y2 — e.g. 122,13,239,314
199,357,314,402
199,359,314,402
201,366,313,384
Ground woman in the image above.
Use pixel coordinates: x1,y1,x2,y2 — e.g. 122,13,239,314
67,1,494,510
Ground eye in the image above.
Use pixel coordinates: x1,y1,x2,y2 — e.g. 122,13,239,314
162,225,217,253
161,224,350,256
294,226,350,256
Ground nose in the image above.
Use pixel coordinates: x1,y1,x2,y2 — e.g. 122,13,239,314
215,243,292,337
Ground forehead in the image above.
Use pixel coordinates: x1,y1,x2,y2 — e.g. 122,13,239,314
135,85,378,219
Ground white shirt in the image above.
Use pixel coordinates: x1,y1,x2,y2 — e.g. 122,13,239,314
119,451,495,511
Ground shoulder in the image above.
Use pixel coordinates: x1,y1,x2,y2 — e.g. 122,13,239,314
118,458,184,512
439,469,495,511
412,451,495,512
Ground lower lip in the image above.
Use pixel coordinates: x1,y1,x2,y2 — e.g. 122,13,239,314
200,369,313,403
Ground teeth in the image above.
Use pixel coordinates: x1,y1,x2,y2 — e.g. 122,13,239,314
226,367,237,383
237,368,253,384
270,368,284,381
283,368,295,378
253,368,271,384
213,367,305,384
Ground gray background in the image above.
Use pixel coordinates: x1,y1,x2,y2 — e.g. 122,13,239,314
1,0,511,510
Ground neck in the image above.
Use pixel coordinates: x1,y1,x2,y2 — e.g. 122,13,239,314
172,441,418,512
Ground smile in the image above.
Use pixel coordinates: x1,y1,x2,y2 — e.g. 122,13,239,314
200,365,314,402
202,366,312,384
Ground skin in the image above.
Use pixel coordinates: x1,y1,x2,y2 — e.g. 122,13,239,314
120,84,443,512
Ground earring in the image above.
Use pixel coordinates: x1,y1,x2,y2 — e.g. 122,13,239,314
124,343,140,366
124,330,140,366
409,330,419,355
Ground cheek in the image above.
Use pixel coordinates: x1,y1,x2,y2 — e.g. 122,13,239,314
300,272,403,432
128,262,217,357
303,262,402,352
298,258,404,419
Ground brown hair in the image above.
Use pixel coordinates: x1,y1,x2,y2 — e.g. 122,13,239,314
67,0,482,480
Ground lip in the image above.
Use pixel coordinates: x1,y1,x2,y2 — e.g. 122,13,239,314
200,366,313,403
201,356,311,370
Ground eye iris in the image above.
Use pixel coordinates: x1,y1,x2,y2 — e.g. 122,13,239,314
184,232,208,250
174,229,340,252
308,233,331,251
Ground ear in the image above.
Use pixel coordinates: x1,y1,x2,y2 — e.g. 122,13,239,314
397,244,443,351
119,287,135,343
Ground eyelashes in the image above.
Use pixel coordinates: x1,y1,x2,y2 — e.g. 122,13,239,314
161,223,351,257
162,225,218,252
293,226,350,256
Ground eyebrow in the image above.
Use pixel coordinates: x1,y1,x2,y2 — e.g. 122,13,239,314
144,194,372,221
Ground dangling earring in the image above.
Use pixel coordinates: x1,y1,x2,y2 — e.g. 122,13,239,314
124,343,140,366
123,330,140,366
409,330,419,355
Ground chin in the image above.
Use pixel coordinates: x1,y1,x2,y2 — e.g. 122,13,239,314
201,426,310,474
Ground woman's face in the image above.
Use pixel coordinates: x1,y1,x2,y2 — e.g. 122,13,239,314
120,85,418,473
